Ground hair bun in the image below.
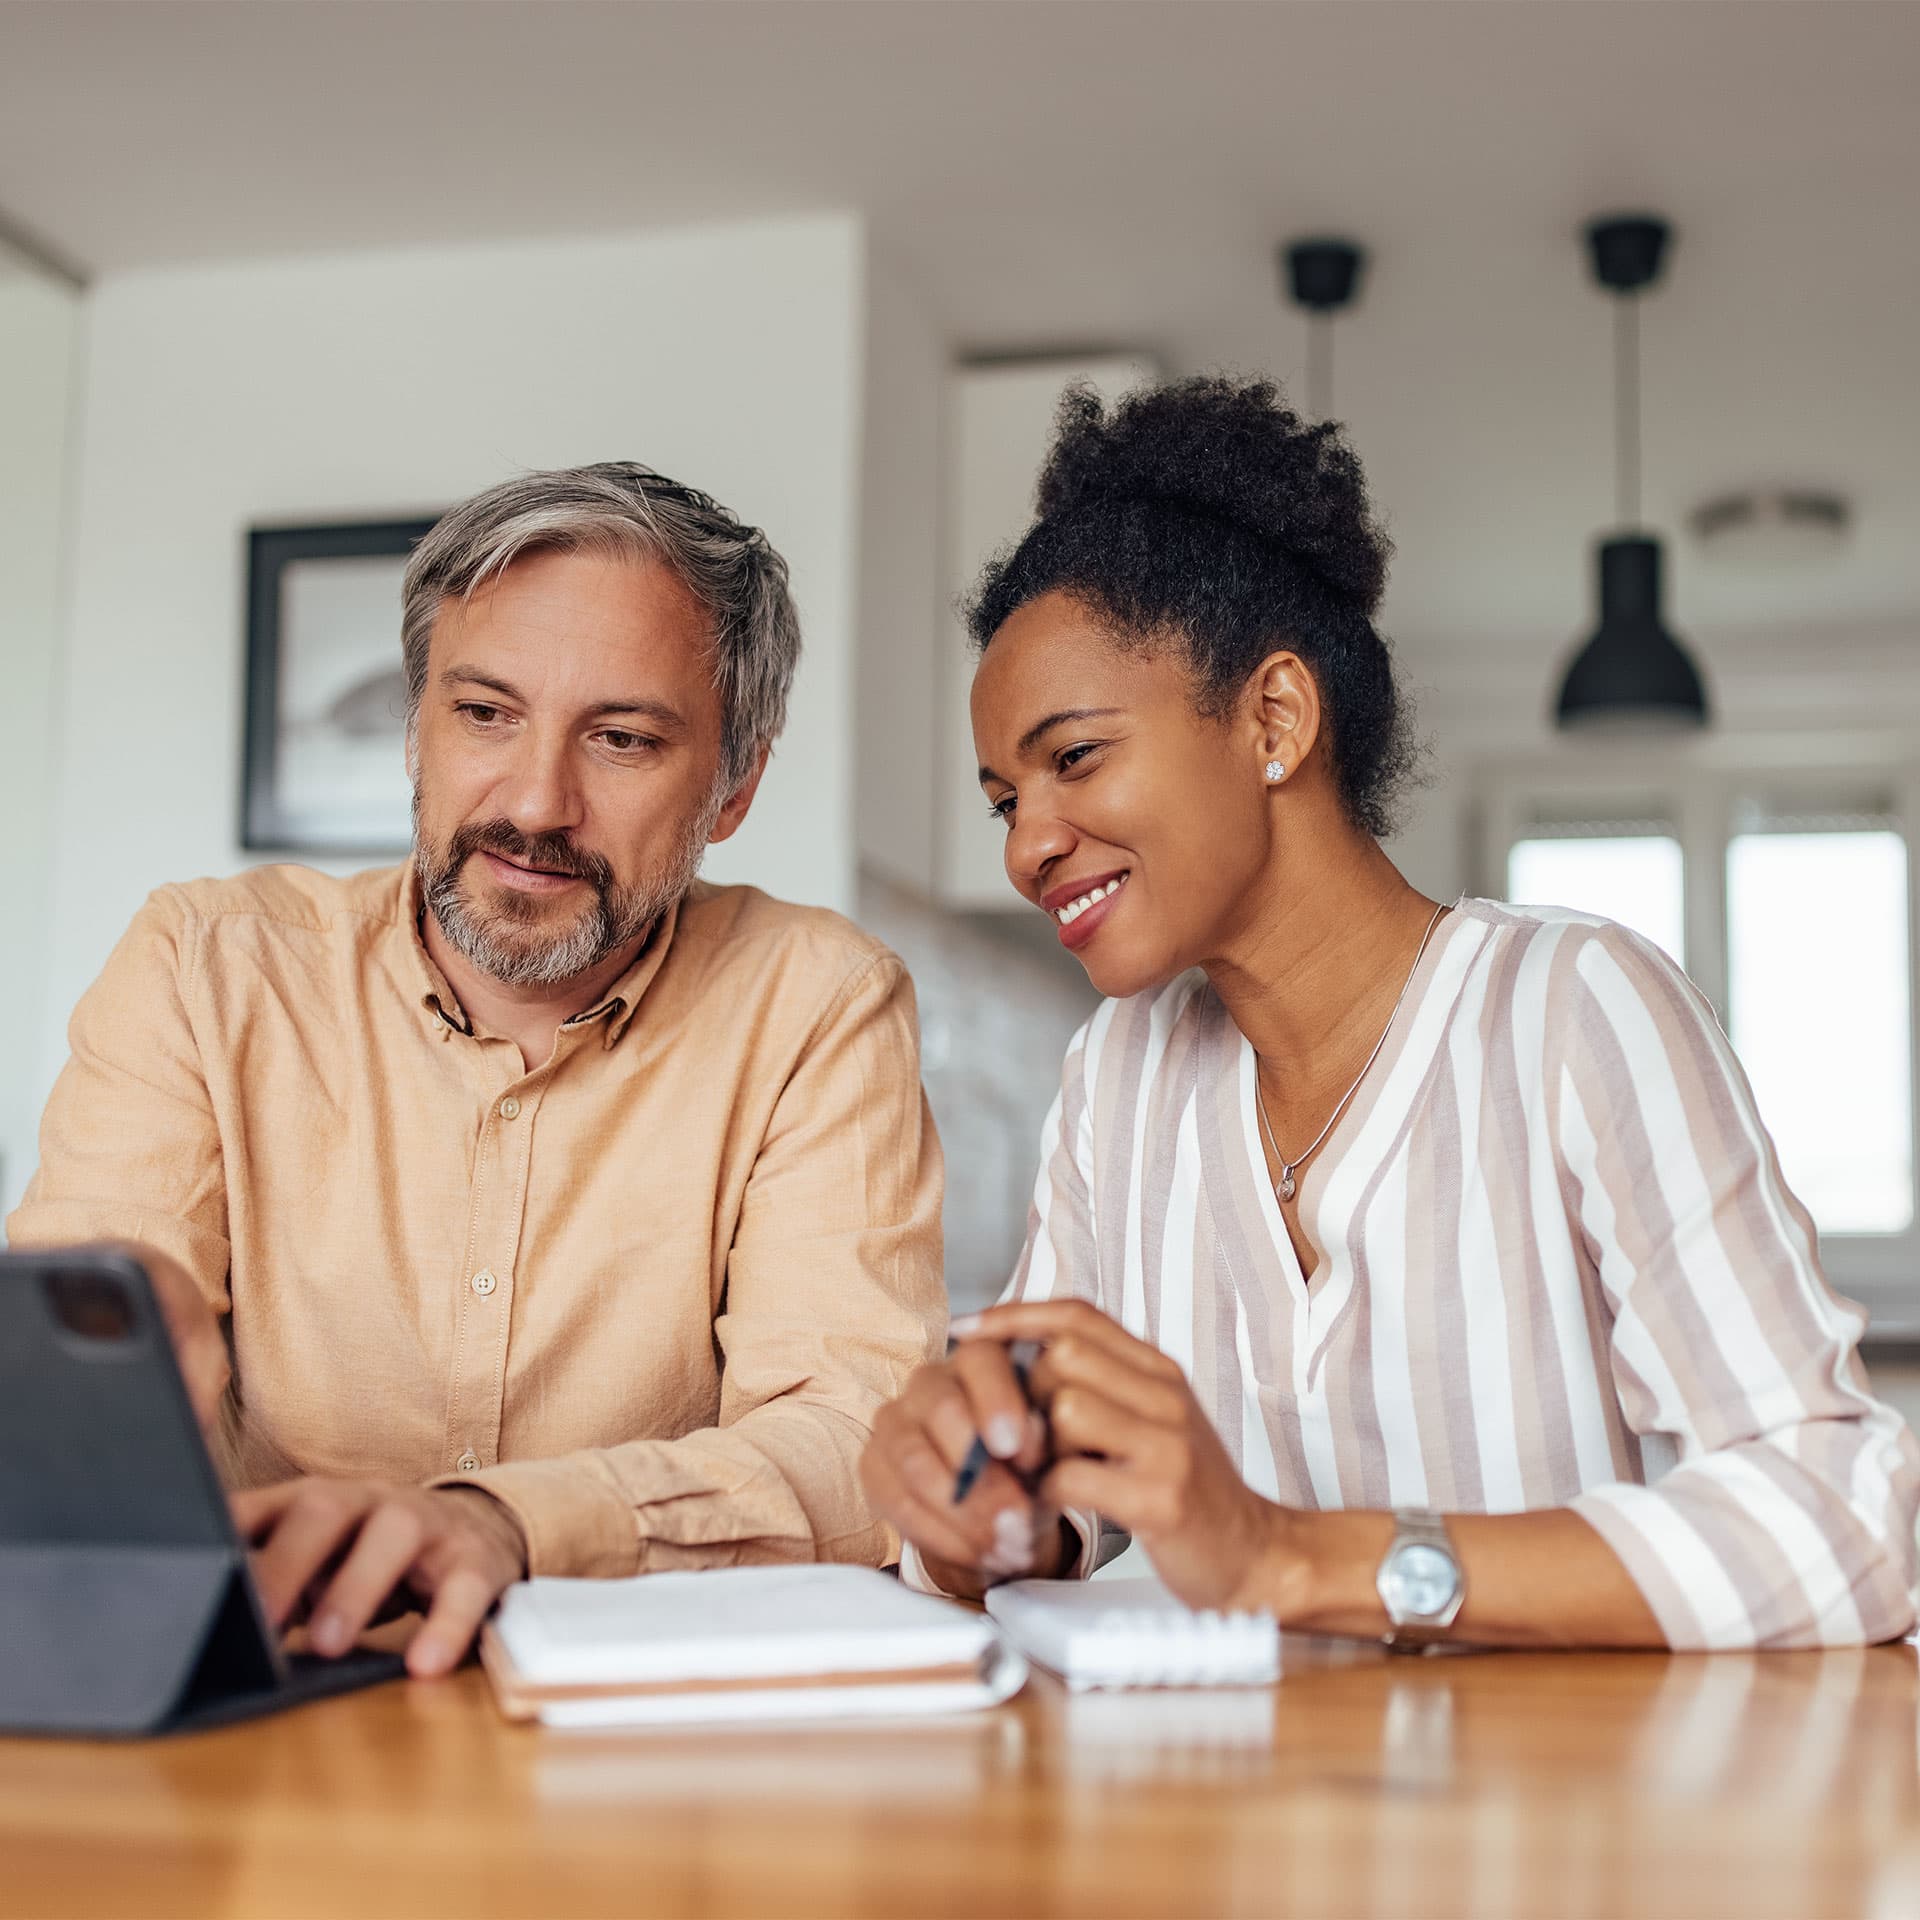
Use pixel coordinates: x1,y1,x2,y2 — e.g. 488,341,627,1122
1033,376,1390,616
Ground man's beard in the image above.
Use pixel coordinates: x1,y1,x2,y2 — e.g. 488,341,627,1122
413,790,720,991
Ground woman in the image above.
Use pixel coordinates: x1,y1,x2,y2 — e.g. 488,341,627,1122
860,375,1919,1649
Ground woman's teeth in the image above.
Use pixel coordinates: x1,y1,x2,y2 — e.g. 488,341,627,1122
1054,875,1127,925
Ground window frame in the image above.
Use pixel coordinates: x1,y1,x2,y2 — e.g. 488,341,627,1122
1477,756,1920,1336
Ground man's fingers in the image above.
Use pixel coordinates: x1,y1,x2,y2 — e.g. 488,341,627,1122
228,1481,306,1541
307,1501,426,1656
407,1565,505,1678
246,1485,372,1627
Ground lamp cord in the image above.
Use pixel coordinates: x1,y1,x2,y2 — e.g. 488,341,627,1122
1615,295,1640,529
1307,312,1332,421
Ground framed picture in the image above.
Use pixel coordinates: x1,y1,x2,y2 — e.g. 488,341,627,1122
241,517,442,854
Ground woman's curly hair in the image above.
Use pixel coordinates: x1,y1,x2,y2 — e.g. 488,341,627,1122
967,375,1422,840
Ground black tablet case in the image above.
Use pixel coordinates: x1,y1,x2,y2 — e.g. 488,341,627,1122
0,1247,404,1736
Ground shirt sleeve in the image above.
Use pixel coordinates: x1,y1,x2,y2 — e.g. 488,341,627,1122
5,887,232,1318
903,1013,1129,1594
1550,922,1920,1649
450,952,946,1579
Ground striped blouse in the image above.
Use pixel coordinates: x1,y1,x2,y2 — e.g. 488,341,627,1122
1003,898,1920,1649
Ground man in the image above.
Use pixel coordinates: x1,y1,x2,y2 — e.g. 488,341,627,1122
8,463,945,1676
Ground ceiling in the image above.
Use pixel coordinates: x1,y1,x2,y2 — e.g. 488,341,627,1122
2,0,1916,674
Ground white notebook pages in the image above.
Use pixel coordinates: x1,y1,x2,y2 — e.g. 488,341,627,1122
482,1564,1028,1728
985,1576,1280,1692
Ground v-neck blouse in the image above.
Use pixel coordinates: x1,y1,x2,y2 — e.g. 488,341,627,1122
1007,898,1920,1649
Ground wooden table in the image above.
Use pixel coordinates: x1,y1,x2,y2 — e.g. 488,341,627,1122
3,1638,1917,1920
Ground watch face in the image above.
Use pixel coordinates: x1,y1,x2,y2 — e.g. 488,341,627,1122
1383,1542,1459,1620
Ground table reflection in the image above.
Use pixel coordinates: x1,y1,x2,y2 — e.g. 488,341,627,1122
2,1643,1914,1920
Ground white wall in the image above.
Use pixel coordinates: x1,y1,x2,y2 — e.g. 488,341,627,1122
21,215,867,1204
0,262,81,1219
853,250,946,893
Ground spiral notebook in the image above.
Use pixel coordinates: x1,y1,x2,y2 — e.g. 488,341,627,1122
984,1576,1279,1692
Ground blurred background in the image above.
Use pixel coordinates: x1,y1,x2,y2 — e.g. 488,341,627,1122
2,1,1917,1345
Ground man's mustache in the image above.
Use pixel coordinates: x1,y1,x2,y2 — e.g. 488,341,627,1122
451,821,612,890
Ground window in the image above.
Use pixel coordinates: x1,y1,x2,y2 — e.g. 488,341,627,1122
1482,766,1919,1329
1727,815,1912,1235
1508,824,1686,970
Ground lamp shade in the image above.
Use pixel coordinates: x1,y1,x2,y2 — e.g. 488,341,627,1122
1555,536,1709,731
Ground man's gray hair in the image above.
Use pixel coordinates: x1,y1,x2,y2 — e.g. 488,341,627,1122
401,462,800,790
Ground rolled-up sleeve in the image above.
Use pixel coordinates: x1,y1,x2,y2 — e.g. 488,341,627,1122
1552,924,1920,1648
451,953,946,1578
6,887,232,1316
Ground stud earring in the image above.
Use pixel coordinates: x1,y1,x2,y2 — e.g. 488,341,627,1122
1265,760,1286,784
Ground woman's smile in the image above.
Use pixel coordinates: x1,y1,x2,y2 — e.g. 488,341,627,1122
1042,869,1130,947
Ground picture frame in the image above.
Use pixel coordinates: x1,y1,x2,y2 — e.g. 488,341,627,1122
240,517,442,854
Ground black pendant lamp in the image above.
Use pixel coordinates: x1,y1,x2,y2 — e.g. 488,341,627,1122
1281,238,1365,418
1555,215,1709,732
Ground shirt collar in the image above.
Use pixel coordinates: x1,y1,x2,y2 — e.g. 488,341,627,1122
392,863,683,1051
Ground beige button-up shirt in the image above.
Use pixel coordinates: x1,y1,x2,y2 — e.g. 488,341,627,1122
8,864,945,1577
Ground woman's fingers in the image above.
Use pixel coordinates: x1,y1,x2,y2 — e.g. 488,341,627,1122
894,1350,1032,1475
1045,1381,1169,1469
863,1386,1058,1578
869,1400,992,1545
948,1341,1035,1463
1041,1455,1152,1532
917,1369,992,1475
1027,1333,1189,1425
955,1300,1167,1372
860,1347,1067,1583
861,1431,1006,1569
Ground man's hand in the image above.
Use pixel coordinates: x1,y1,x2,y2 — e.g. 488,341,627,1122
105,1241,228,1431
230,1479,529,1678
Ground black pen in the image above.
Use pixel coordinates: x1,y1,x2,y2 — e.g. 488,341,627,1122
951,1338,1043,1504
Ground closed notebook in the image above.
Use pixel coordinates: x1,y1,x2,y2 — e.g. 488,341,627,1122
985,1576,1279,1692
480,1564,1028,1728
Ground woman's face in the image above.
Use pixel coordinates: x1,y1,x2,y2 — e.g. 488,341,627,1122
971,590,1278,999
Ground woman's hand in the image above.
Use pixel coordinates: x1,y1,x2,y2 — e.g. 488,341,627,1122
961,1300,1297,1614
859,1341,1078,1601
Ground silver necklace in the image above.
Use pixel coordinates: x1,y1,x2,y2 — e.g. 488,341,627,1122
1255,901,1447,1204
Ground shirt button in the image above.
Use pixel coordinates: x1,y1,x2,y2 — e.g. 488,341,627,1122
456,1451,481,1474
499,1097,521,1120
471,1269,498,1296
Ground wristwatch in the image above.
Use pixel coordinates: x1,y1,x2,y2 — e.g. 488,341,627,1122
1376,1508,1464,1652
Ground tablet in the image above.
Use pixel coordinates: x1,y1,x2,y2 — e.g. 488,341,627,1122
0,1245,404,1736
